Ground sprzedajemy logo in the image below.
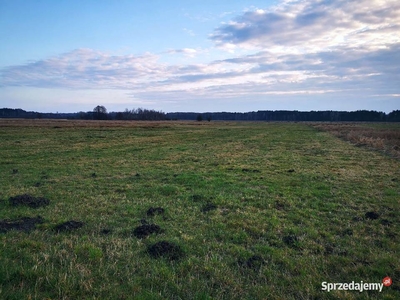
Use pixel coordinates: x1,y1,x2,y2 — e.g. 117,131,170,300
321,277,392,293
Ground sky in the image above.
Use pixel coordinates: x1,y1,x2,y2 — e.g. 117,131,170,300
0,0,399,113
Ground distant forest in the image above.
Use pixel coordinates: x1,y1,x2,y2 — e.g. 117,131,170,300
1,107,400,122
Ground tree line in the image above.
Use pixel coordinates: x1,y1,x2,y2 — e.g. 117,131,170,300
0,107,399,122
0,106,167,121
168,110,400,122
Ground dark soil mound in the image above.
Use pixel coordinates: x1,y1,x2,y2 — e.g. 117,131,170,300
0,216,44,233
100,228,112,235
55,220,84,232
283,235,299,248
147,241,185,260
239,255,265,270
201,203,217,213
9,194,50,208
275,200,286,210
365,211,379,220
147,207,165,217
341,228,353,236
324,245,334,255
242,168,260,173
381,219,392,226
133,224,162,238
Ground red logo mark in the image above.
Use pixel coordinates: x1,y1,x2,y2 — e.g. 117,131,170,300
383,277,392,287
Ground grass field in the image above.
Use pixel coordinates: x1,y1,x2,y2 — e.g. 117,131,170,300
0,119,399,299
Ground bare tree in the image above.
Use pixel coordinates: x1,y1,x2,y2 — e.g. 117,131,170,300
93,105,108,120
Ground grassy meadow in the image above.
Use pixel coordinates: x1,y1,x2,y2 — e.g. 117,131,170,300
0,119,399,299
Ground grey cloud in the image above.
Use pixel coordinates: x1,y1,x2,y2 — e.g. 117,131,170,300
210,0,400,48
211,11,289,45
206,40,400,98
295,11,327,26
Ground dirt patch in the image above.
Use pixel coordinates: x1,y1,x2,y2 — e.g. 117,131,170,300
341,229,353,236
9,194,50,208
201,203,217,213
324,244,334,255
54,220,84,232
365,211,380,220
147,241,185,260
324,244,348,256
147,207,165,217
283,235,300,248
0,216,44,233
133,224,162,238
238,255,265,270
101,228,112,235
381,219,392,226
275,200,288,211
242,168,261,173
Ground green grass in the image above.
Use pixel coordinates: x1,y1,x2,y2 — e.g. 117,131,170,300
0,120,399,299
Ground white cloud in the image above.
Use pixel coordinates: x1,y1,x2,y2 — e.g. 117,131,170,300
211,0,400,53
166,48,198,57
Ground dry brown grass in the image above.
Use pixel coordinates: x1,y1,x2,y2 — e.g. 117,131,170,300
0,119,221,129
310,122,400,159
0,119,172,128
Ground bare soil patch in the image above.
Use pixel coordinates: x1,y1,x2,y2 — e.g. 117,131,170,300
100,228,112,235
365,211,380,220
147,240,185,260
133,224,162,238
283,235,300,248
381,219,392,226
54,220,84,232
242,168,261,173
146,207,165,217
0,216,44,233
9,194,50,208
341,228,353,236
201,203,217,213
238,255,265,270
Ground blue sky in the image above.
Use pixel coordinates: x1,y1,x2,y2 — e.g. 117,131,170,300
0,0,399,113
